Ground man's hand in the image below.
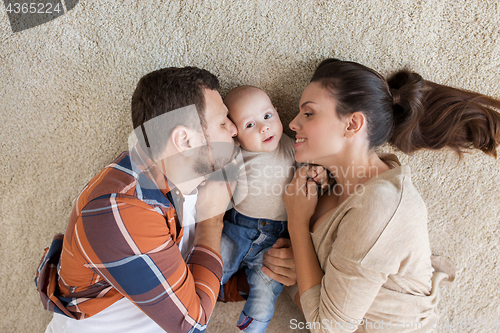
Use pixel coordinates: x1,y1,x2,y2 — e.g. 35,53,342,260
195,172,236,224
262,238,296,286
193,174,236,255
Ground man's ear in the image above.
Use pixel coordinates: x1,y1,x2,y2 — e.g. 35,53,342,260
171,126,192,155
344,112,365,138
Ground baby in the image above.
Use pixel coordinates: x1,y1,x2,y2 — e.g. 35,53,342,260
219,86,297,333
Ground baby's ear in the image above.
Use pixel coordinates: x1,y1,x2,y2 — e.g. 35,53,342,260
274,106,278,112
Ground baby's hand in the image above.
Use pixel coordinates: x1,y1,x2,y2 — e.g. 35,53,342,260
306,165,328,190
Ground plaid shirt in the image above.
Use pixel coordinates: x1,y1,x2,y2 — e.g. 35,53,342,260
36,145,225,333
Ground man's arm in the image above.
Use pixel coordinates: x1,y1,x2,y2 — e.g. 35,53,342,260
192,215,223,255
76,194,223,333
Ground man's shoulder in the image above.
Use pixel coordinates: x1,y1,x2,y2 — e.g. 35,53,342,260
80,151,138,204
81,151,175,210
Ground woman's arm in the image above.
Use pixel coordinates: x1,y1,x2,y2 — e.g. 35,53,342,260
284,166,325,297
299,251,387,333
262,165,328,290
282,166,389,333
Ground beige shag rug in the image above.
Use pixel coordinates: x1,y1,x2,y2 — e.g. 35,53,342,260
1,1,499,332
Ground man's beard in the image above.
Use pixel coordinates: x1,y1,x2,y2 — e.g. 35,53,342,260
194,142,241,182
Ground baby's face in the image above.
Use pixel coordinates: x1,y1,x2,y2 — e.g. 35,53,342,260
229,91,283,153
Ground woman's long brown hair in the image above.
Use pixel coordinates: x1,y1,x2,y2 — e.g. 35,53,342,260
312,59,500,158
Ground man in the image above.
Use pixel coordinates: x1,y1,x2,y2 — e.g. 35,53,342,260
36,67,252,333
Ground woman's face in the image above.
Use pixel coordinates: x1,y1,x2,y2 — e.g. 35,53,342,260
289,82,348,166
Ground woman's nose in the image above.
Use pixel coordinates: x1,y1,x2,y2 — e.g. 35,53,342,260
289,116,299,131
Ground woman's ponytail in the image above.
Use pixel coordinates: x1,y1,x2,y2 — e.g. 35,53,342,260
311,59,500,158
386,71,426,155
388,71,500,157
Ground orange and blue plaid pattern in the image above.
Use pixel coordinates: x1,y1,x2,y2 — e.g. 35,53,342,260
36,145,223,333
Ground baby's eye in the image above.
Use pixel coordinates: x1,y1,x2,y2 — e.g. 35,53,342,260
246,122,255,128
221,123,226,128
264,113,272,120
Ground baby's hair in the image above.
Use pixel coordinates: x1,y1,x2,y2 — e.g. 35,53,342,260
312,59,500,158
224,85,264,108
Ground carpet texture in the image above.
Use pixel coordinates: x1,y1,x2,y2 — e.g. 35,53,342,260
1,1,499,332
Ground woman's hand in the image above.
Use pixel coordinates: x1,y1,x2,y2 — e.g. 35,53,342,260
262,238,296,286
284,165,319,231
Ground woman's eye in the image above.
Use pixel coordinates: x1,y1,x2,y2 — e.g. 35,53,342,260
304,112,312,117
264,113,271,120
246,123,255,128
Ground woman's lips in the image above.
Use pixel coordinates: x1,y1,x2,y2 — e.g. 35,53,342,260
294,137,307,148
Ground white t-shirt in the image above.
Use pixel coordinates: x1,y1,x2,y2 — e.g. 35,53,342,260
45,191,198,333
178,190,198,259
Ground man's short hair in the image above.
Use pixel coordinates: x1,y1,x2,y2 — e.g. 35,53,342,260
131,66,220,159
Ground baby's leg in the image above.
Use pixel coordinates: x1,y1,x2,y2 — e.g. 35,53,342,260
236,249,284,333
220,231,242,284
220,210,258,299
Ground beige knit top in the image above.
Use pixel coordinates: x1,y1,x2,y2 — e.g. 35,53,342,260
298,154,453,333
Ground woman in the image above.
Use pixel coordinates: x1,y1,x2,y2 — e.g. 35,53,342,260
282,59,500,332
